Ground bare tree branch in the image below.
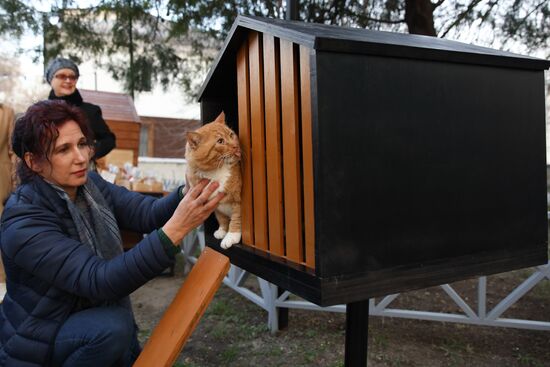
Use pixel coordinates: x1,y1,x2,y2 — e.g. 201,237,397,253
432,0,446,10
517,0,547,25
439,0,483,38
478,0,498,24
501,0,548,48
366,16,406,24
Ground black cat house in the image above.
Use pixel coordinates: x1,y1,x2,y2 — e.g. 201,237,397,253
197,16,550,307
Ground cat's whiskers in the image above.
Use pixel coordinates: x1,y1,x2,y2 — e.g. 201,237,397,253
217,154,229,169
219,152,237,166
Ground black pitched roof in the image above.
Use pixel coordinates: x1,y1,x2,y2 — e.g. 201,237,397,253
198,15,550,100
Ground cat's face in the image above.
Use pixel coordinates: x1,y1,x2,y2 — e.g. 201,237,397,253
185,112,241,170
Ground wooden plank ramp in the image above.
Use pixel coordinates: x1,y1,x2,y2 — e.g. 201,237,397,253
133,247,230,367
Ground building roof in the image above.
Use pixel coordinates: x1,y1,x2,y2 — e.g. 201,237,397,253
198,16,550,100
79,89,140,123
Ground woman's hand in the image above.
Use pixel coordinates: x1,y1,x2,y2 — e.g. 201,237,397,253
162,179,225,245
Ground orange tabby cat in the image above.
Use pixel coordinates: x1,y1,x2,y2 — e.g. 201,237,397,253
185,112,242,249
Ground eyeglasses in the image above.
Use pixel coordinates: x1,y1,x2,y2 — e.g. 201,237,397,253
54,74,78,82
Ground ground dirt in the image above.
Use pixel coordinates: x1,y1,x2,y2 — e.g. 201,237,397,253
130,254,550,367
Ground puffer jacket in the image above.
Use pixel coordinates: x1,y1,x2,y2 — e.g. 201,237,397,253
0,172,179,366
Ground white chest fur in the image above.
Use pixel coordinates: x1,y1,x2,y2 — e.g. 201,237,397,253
195,165,232,199
217,203,233,216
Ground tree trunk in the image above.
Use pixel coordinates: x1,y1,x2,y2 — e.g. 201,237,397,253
286,0,299,20
128,0,135,99
405,0,437,36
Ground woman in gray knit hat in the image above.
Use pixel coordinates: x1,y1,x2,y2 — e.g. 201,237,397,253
46,57,116,161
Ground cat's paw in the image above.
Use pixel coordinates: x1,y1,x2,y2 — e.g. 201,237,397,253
214,228,227,239
220,232,241,249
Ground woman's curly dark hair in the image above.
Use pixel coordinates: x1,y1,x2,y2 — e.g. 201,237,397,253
12,100,94,183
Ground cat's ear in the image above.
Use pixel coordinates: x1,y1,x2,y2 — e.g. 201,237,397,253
186,131,202,150
213,111,226,125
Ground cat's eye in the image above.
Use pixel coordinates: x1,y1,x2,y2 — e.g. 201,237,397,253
217,138,225,144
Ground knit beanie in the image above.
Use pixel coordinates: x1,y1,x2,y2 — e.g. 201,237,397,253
45,58,80,84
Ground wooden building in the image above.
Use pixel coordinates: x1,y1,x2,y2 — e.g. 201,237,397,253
139,116,201,158
198,16,550,307
79,89,141,166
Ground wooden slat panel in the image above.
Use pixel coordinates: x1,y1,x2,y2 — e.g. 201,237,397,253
280,40,303,264
248,32,269,251
263,35,285,257
106,120,141,131
237,40,254,246
115,139,140,148
300,46,315,269
112,130,140,140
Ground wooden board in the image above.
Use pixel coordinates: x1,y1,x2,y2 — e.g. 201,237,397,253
300,45,315,269
105,120,140,166
263,35,285,257
133,247,230,367
236,41,254,246
248,31,269,251
101,148,134,169
280,39,303,264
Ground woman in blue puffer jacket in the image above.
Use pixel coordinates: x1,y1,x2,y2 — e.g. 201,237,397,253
0,100,224,366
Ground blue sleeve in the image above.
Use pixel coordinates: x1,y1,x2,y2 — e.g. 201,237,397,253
90,172,182,233
0,204,175,301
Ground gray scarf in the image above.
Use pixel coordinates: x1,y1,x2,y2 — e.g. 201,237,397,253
48,178,131,311
48,179,123,260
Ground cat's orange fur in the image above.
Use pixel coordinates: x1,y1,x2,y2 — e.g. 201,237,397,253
185,112,242,249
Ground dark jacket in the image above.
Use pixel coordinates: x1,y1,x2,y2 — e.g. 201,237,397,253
48,90,116,159
0,172,179,366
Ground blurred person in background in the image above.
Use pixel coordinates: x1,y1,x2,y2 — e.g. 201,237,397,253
0,103,15,284
46,57,116,163
0,103,14,212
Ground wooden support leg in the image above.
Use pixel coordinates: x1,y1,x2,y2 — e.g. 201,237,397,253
345,300,370,367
